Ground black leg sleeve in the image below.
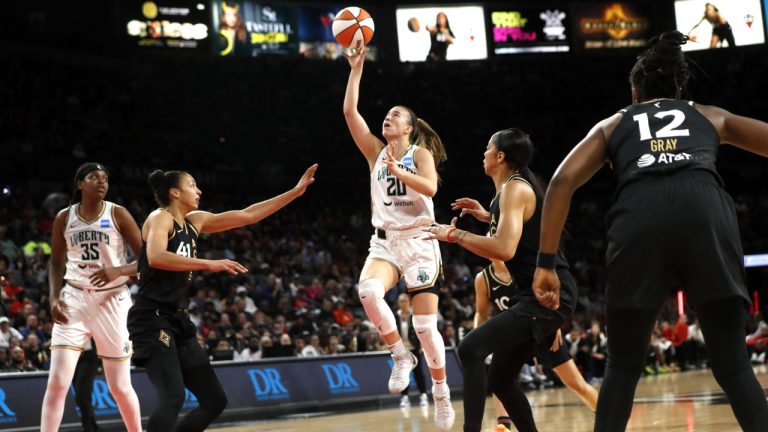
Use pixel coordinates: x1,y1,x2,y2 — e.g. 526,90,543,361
144,350,186,431
174,336,228,432
73,349,100,432
696,297,768,432
595,308,659,432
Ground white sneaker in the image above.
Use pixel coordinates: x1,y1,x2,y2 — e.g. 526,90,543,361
389,351,417,394
433,389,455,431
399,395,411,408
419,393,429,407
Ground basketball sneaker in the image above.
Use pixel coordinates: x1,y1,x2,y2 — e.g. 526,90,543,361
419,392,429,407
389,351,417,394
433,389,455,431
495,424,512,432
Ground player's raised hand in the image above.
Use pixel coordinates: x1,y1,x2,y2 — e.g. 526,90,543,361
207,259,248,275
293,164,318,196
451,197,490,222
384,144,404,178
344,45,368,70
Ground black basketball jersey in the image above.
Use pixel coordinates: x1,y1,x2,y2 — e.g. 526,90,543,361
137,216,198,308
607,99,722,197
483,265,520,314
488,174,568,291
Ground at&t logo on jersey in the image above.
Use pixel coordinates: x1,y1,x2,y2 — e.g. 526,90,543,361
0,388,17,424
321,363,360,395
636,152,691,168
247,368,290,401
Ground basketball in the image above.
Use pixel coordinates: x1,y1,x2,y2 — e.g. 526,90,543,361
408,17,420,32
332,6,375,50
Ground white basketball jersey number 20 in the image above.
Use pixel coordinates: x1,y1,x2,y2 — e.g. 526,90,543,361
176,242,191,257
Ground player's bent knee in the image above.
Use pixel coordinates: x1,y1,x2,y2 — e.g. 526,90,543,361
358,279,396,335
413,314,445,369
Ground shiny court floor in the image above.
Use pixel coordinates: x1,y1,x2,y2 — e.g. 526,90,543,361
213,366,767,431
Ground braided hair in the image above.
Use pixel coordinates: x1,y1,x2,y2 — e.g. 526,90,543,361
629,31,691,101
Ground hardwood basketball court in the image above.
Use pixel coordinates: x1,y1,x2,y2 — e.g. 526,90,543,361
213,366,767,431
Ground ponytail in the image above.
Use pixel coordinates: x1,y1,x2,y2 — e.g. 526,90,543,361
629,30,691,100
399,106,448,170
148,169,187,207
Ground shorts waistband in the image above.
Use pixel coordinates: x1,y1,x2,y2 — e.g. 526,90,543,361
375,226,429,240
65,281,127,292
133,296,188,313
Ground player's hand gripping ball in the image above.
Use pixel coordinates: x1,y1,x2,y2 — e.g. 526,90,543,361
332,6,375,55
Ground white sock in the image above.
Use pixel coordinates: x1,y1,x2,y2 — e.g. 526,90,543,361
389,340,408,358
432,379,448,395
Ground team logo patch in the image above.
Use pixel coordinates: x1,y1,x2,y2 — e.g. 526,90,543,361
100,219,110,228
417,268,430,284
124,341,131,354
159,330,171,347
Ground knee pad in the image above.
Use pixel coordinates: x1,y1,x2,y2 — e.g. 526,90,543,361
413,314,445,369
358,279,396,336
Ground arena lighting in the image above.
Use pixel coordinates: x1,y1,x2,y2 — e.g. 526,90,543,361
744,253,768,267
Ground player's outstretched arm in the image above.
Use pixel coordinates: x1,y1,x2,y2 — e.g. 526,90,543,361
697,104,768,157
145,209,246,275
189,164,318,234
342,47,385,169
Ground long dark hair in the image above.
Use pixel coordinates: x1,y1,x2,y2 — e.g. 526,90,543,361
148,170,187,207
629,31,691,101
490,128,546,206
71,162,109,204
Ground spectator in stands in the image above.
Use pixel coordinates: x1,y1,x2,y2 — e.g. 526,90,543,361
234,336,262,361
24,333,48,370
301,334,323,357
0,316,22,349
20,314,45,342
10,346,36,372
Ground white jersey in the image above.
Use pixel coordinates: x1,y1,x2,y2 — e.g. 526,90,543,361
371,145,435,230
63,201,129,288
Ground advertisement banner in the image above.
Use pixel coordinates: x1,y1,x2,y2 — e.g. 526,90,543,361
210,1,298,57
396,5,488,62
675,0,765,50
123,0,210,49
571,2,652,50
0,350,463,430
491,7,570,54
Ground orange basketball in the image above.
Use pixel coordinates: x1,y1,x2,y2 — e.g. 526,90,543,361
332,7,375,49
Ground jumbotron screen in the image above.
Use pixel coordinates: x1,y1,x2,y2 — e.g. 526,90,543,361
395,5,488,62
491,7,570,54
674,0,765,51
297,6,377,61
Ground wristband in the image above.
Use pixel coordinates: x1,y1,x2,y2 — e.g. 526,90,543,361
446,227,458,243
536,252,557,269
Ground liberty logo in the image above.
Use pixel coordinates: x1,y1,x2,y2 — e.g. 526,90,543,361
248,368,290,401
417,268,430,284
0,388,17,424
322,363,360,395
